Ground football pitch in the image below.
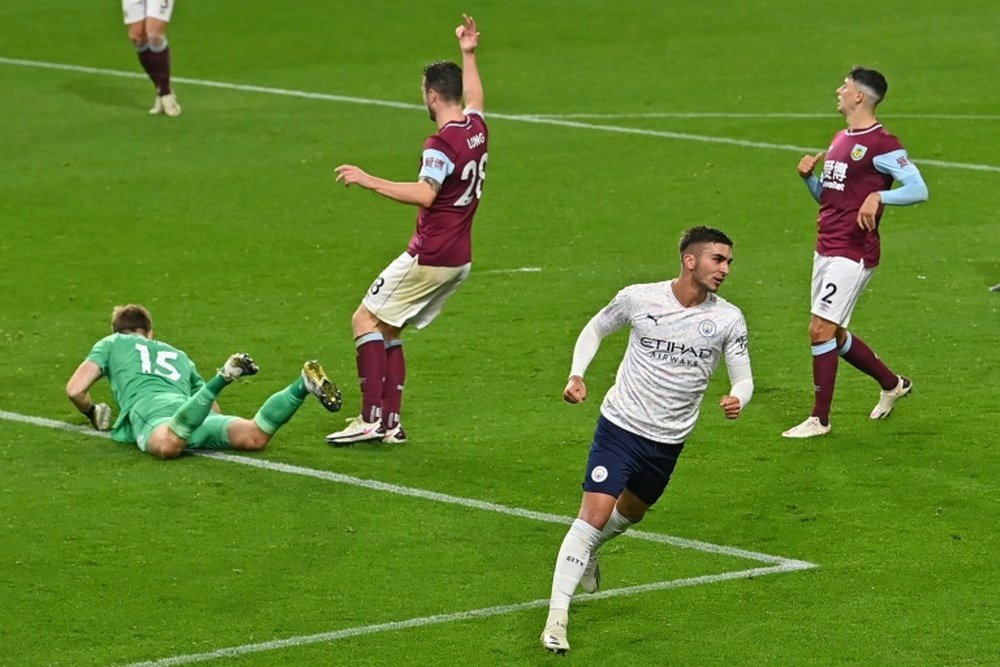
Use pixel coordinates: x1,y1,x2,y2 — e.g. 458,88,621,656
1,1,997,665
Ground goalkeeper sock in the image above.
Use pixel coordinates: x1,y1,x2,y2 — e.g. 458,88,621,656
253,379,307,435
167,376,227,440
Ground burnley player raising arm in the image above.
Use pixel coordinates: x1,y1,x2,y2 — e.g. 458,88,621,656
540,227,753,654
327,15,488,447
783,67,928,439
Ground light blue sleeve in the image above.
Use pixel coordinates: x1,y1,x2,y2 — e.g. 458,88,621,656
418,148,455,185
803,174,822,202
873,149,929,205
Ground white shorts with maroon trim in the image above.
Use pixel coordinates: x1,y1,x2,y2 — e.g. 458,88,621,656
362,252,471,330
123,0,174,24
810,252,874,327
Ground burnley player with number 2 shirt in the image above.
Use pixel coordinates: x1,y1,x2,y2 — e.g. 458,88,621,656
783,67,928,439
327,15,488,446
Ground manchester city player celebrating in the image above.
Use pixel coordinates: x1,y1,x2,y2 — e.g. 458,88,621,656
540,226,754,654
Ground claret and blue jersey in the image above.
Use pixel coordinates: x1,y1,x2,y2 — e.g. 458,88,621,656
806,122,928,267
408,108,488,267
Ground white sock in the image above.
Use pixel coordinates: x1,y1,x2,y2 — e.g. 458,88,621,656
545,608,568,628
593,506,634,553
548,519,602,614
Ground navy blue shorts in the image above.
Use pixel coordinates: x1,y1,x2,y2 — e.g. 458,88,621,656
582,415,684,506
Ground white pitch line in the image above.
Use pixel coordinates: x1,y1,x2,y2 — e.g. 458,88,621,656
529,111,1000,121
0,57,425,113
122,562,808,667
200,450,809,566
0,409,807,566
2,410,817,663
0,409,113,438
477,266,543,275
500,115,1000,173
1,57,997,174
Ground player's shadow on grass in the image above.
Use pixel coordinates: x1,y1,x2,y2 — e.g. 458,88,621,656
63,80,148,111
327,441,405,456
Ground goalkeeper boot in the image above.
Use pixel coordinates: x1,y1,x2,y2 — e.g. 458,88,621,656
89,403,113,431
220,353,259,382
870,376,912,420
302,360,342,412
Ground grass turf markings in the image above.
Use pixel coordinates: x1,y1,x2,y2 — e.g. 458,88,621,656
2,410,815,665
1,56,996,174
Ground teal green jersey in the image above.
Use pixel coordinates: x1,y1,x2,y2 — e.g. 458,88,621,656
86,333,207,423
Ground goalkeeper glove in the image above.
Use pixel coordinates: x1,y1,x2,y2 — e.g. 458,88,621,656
84,403,112,431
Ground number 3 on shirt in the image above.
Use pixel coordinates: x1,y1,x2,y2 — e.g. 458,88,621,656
454,153,488,206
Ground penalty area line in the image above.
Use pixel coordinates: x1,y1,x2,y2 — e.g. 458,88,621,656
2,409,817,663
201,449,812,566
1,409,815,567
122,562,809,667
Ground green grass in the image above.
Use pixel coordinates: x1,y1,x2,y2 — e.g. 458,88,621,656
1,1,998,665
